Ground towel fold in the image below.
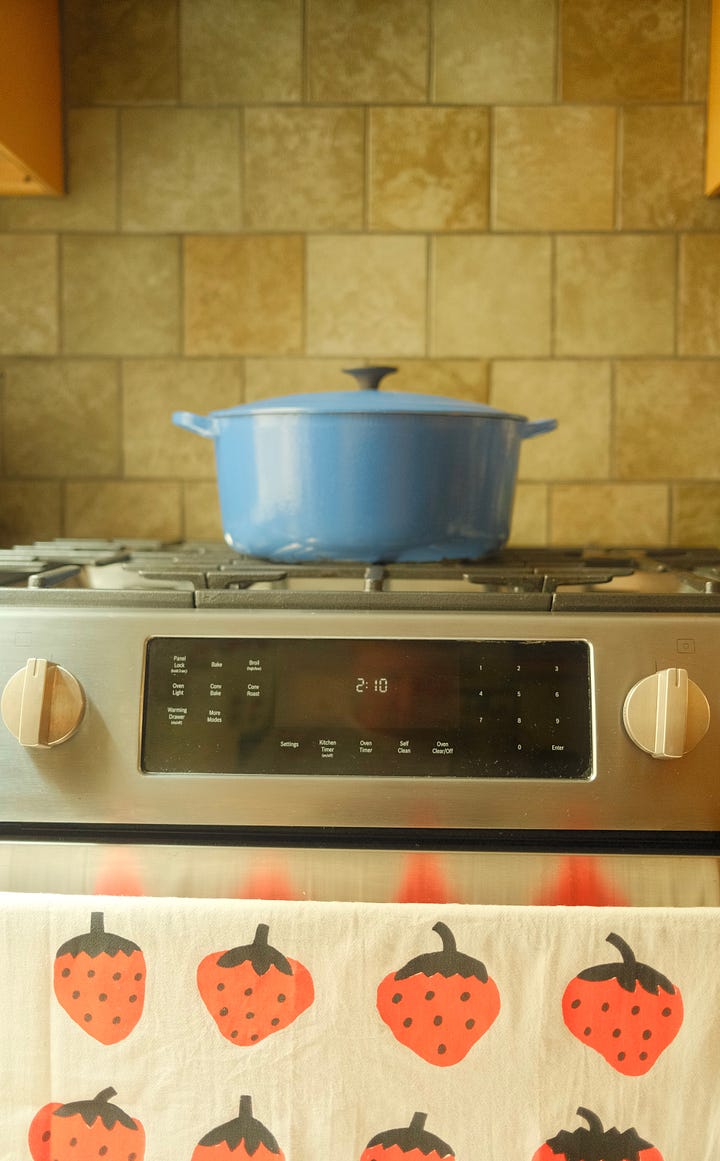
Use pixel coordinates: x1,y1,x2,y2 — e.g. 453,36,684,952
3,892,719,1160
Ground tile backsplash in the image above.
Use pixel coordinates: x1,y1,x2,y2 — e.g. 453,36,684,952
1,0,719,547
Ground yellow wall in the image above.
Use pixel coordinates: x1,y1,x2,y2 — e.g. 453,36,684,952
0,0,719,547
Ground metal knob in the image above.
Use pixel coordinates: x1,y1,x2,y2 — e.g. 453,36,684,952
1,658,86,747
623,667,709,758
342,365,397,391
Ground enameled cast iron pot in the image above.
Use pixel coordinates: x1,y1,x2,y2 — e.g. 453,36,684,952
173,366,557,563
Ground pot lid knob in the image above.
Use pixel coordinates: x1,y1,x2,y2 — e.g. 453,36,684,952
342,365,397,391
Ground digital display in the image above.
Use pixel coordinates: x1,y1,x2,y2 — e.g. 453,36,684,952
141,637,593,780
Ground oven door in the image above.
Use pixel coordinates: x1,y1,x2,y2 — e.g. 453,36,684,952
1,830,718,905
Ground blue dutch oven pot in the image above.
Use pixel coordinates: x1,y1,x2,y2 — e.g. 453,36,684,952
173,366,557,563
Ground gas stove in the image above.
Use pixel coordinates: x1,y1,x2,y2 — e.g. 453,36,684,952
1,539,720,611
0,539,719,841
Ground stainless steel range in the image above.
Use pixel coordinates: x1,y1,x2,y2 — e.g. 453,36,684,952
1,540,718,905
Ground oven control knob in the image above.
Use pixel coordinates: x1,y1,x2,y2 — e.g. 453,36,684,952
623,667,709,758
1,658,86,747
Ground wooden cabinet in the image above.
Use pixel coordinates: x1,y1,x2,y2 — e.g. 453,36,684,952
0,0,63,196
707,0,720,195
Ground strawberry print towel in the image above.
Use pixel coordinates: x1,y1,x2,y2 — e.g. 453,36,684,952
1,893,719,1160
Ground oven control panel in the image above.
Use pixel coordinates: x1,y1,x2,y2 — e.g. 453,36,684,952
141,637,593,779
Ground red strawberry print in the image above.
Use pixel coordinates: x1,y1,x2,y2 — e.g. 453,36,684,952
360,1111,454,1161
532,1107,663,1161
562,932,683,1075
53,912,146,1044
192,1094,285,1161
197,922,314,1046
28,1087,145,1161
376,921,500,1066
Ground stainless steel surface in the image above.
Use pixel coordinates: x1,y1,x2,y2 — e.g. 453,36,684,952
1,842,717,905
0,603,718,830
0,540,718,909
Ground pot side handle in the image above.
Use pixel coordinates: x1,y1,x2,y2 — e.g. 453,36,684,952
172,411,216,438
522,417,557,441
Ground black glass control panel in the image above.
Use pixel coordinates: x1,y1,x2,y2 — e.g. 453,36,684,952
141,637,593,779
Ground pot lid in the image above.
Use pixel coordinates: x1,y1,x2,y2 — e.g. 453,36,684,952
212,366,527,420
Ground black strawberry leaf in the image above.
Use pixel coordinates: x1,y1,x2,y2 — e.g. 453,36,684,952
197,1095,282,1154
54,1088,139,1132
577,933,676,995
366,1112,454,1158
546,1108,653,1161
56,912,141,959
216,923,293,975
394,922,489,983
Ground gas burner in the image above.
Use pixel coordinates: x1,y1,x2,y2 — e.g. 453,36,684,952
1,540,720,613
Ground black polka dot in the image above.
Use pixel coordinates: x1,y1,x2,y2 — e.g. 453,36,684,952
98,993,107,1002
583,1026,592,1036
112,1016,121,1025
601,1002,610,1012
612,1028,622,1038
87,970,95,978
277,994,286,1003
219,1007,228,1017
392,993,402,1004
460,991,471,1002
425,990,435,1001
231,1029,238,1038
244,987,253,996
129,994,137,1003
61,968,70,978
403,1017,413,1028
466,1019,475,1030
271,1017,280,1026
433,1015,442,1026
631,1005,641,1015
134,973,143,981
246,1011,255,1020
642,1029,652,1040
83,1012,92,1022
662,1007,672,1017
113,972,122,981
251,1033,259,1042
217,983,225,991
41,1131,50,1142
437,1043,447,1055
72,990,80,1000
617,1052,626,1061
640,1051,648,1060
570,998,581,1009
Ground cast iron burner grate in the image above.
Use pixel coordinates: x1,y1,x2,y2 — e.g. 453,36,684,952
1,540,720,613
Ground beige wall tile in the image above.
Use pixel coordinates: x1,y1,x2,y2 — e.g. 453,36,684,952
679,235,720,355
555,235,675,356
369,108,489,232
0,482,62,546
184,236,303,356
65,481,182,539
3,360,120,478
508,484,549,545
306,236,427,356
686,0,712,101
561,0,684,102
493,107,616,231
434,0,556,104
61,236,180,356
615,360,720,478
308,0,428,102
123,360,242,478
431,236,551,357
121,109,241,233
0,236,58,355
490,361,611,480
181,0,302,103
63,0,179,105
245,108,364,231
551,483,669,545
622,106,720,229
364,360,489,402
244,358,354,401
184,482,224,541
672,484,720,544
0,110,117,232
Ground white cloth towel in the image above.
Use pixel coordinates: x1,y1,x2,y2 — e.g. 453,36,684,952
2,893,719,1160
